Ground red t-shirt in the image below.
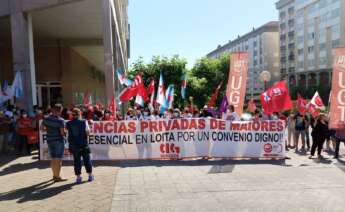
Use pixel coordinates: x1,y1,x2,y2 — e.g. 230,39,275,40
17,117,33,135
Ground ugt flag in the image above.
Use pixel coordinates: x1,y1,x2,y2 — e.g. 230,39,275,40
309,91,325,110
297,94,308,115
260,81,292,115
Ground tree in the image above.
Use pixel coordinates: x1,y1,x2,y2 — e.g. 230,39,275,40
189,53,230,108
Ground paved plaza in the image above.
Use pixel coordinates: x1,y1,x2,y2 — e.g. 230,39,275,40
2,149,345,212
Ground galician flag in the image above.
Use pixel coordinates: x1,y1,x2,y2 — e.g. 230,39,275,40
165,85,175,109
156,72,166,106
12,71,24,98
181,74,187,99
116,68,133,86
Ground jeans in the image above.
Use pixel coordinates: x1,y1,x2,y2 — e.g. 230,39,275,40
47,140,65,159
72,148,92,176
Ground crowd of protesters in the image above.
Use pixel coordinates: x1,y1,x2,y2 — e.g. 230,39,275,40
0,103,345,158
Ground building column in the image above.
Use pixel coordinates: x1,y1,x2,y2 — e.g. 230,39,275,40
10,3,36,114
102,0,115,104
305,72,309,89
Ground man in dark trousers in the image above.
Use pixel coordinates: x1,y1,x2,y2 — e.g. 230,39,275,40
66,108,94,183
334,128,345,159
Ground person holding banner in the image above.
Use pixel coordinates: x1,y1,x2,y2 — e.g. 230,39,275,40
66,108,94,183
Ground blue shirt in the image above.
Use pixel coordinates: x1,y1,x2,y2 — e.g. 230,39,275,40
42,115,65,143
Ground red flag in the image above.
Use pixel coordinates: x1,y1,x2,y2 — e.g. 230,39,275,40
247,98,256,113
310,91,325,110
260,81,292,115
108,96,117,117
83,91,90,106
207,82,223,108
297,94,308,115
307,103,320,118
147,80,155,96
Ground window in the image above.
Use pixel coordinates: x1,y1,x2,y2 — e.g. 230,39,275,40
297,35,304,44
332,39,340,48
298,48,304,56
319,43,326,52
298,61,304,69
308,3,317,15
308,32,315,40
319,57,327,66
331,8,340,19
308,59,315,68
308,46,314,53
288,7,294,15
319,0,329,9
280,11,286,19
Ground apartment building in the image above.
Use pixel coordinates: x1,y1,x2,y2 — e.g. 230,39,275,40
276,0,344,89
207,22,280,98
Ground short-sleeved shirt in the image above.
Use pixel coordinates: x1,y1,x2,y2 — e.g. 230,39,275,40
42,115,65,143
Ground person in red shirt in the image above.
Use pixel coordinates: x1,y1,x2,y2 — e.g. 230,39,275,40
102,110,115,121
16,110,34,155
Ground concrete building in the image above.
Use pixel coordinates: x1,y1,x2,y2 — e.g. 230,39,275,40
276,0,344,89
0,0,130,113
207,22,280,99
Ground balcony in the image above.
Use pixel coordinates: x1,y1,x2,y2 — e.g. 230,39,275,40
288,43,295,49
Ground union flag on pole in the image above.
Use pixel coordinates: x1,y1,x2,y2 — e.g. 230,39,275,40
309,91,325,110
297,94,308,115
207,82,222,108
260,81,292,115
108,96,117,117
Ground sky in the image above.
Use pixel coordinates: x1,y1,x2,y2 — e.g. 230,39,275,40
128,0,278,68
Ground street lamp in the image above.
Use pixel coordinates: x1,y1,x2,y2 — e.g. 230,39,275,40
259,71,271,90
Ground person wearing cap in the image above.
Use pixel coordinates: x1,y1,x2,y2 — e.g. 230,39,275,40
66,108,94,183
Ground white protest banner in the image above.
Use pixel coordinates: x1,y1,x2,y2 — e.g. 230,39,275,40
40,118,285,160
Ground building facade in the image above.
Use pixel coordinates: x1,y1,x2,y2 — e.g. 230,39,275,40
207,22,280,99
276,0,344,90
0,0,130,113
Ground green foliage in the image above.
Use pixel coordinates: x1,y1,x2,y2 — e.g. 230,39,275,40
128,54,230,109
189,53,230,108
